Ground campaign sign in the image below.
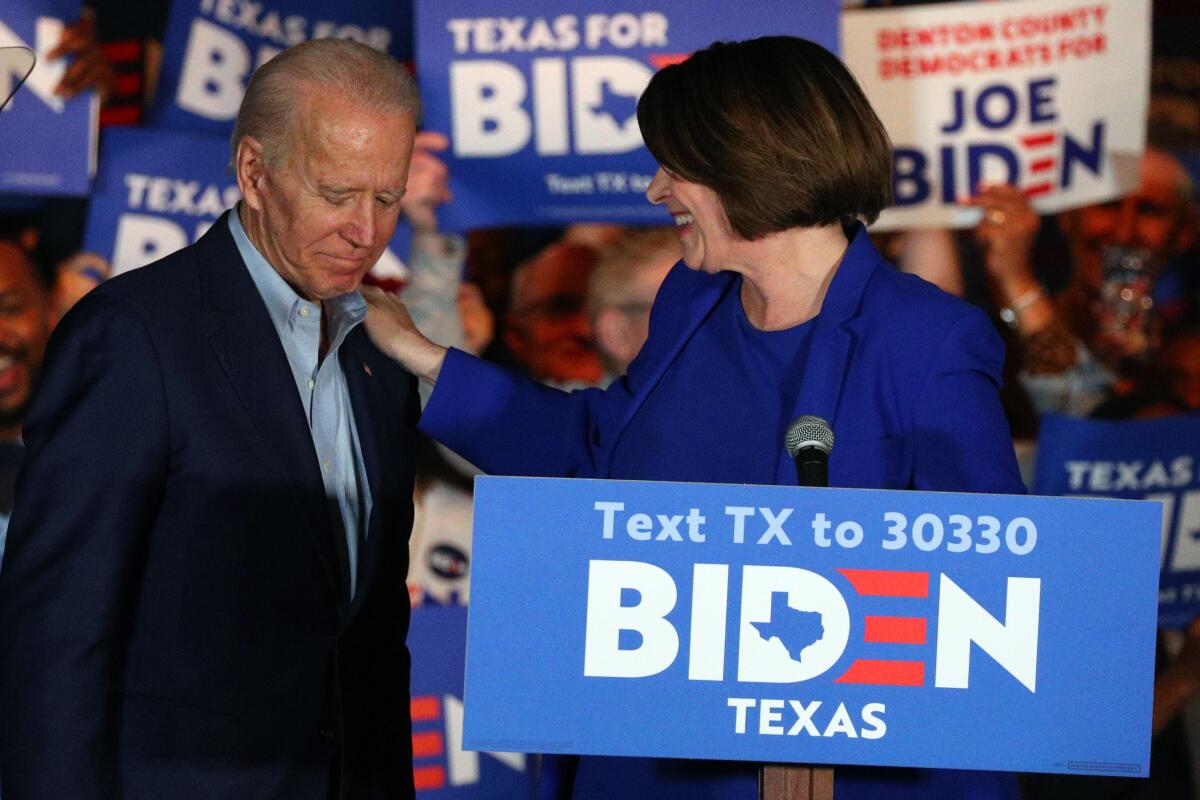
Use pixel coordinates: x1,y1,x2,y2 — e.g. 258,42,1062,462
409,605,531,798
1034,413,1200,629
84,127,411,279
465,477,1160,776
150,0,413,137
0,0,98,196
83,127,239,275
415,0,839,230
843,0,1150,230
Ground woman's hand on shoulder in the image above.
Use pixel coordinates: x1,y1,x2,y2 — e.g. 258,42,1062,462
361,286,448,385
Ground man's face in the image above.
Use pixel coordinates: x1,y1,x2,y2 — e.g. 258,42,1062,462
505,245,604,386
1064,149,1195,291
0,243,50,428
241,93,416,301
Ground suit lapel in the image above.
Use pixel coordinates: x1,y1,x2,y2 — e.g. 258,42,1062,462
196,213,346,606
340,328,395,615
779,228,882,482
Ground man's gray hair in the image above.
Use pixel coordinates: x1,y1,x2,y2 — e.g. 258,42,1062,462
230,38,421,168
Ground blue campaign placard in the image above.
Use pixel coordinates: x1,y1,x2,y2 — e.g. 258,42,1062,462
83,127,239,275
150,0,413,138
0,0,98,196
84,126,412,278
409,605,531,798
465,476,1160,777
1034,412,1200,629
414,0,840,230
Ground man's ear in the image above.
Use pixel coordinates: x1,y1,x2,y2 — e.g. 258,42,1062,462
235,137,268,211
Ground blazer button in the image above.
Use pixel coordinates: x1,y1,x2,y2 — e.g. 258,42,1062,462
320,728,335,742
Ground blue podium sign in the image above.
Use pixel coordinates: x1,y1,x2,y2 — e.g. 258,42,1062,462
414,0,839,230
0,0,98,196
1034,412,1200,628
465,476,1160,777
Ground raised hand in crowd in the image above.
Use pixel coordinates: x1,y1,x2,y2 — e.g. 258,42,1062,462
47,11,114,101
401,130,452,235
962,182,1053,336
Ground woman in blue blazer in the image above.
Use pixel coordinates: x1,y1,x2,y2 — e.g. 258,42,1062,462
367,35,1024,800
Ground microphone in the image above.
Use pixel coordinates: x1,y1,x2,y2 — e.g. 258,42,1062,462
785,415,833,488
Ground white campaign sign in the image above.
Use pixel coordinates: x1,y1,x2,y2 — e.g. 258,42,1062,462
843,0,1150,230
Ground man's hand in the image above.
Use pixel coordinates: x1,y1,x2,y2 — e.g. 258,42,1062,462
48,13,114,100
401,131,452,235
362,285,448,384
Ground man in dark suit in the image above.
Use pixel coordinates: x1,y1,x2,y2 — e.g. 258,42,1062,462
0,38,421,800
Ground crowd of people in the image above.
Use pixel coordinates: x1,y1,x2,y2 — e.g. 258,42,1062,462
0,1,1197,800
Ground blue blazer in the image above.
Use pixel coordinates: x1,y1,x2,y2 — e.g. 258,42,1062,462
422,228,1024,496
0,215,419,800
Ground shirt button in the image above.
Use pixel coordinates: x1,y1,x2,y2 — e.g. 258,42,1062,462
307,379,315,390
322,459,332,473
298,305,311,318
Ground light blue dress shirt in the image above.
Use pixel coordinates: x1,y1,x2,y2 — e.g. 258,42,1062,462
228,209,373,598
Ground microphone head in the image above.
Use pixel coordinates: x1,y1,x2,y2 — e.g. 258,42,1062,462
785,415,834,458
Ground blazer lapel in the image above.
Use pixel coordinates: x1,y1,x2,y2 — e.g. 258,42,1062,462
780,228,882,482
196,213,347,605
614,268,738,439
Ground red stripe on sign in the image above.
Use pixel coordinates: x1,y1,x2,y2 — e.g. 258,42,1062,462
836,659,925,686
648,53,691,69
413,765,446,790
410,696,440,722
101,40,142,63
411,731,444,758
99,105,142,127
864,616,927,645
1029,158,1056,173
1024,183,1055,198
113,73,142,96
1020,132,1057,148
836,569,929,597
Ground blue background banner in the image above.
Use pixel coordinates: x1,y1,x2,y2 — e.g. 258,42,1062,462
409,605,531,798
1034,412,1200,628
465,476,1159,776
415,0,840,230
0,0,97,196
151,0,413,137
83,127,238,275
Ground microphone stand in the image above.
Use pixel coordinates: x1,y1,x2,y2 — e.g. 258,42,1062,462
760,418,837,800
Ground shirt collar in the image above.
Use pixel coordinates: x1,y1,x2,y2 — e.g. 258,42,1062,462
227,206,366,342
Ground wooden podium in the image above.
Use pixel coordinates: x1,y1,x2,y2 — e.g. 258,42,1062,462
760,765,834,800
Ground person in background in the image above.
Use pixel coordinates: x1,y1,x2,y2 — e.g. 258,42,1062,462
0,242,53,556
363,35,1023,800
505,241,605,389
586,226,679,382
964,145,1198,417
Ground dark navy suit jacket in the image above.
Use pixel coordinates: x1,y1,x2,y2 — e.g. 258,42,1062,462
0,214,420,800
